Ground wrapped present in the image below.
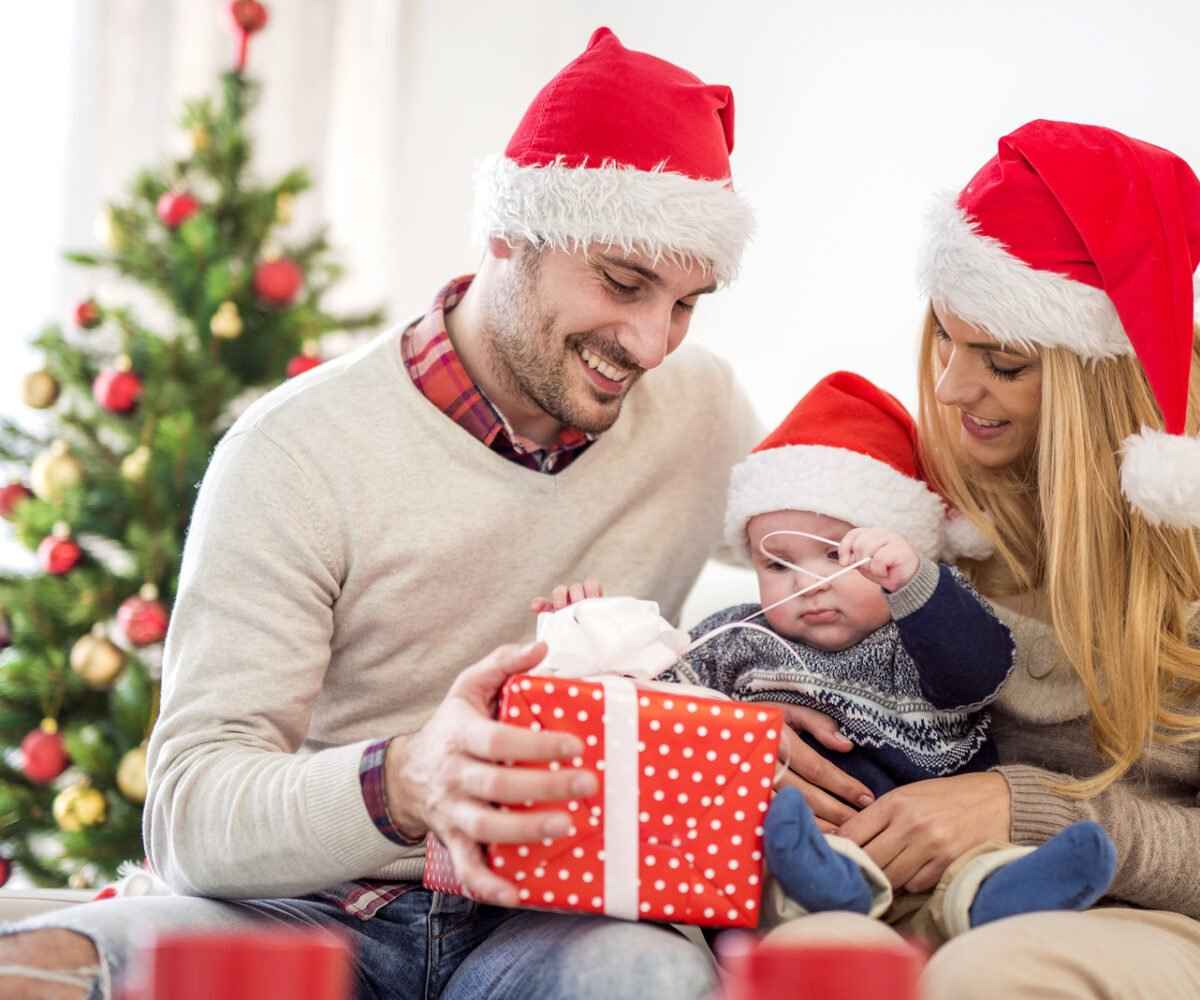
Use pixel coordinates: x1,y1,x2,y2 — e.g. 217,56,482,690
426,671,783,929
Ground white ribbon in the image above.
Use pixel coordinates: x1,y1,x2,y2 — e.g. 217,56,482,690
595,674,640,920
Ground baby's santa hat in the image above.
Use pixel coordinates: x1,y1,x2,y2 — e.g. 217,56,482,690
724,371,992,562
473,27,753,284
919,119,1200,529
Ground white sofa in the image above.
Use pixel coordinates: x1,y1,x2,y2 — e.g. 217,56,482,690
0,888,94,922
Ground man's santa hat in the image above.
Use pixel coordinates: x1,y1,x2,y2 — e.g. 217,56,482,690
724,371,992,563
473,27,752,284
919,119,1200,529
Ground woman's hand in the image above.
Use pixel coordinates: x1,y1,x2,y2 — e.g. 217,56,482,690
837,772,1011,892
762,702,876,833
530,579,604,613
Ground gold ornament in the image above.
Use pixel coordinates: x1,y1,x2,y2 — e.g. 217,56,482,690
275,191,295,225
30,440,83,502
210,300,243,340
117,745,148,803
94,207,125,252
121,445,152,483
190,125,210,153
53,782,107,833
70,626,127,689
68,866,100,890
21,370,60,410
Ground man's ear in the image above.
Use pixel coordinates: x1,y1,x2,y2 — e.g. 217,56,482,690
488,236,514,259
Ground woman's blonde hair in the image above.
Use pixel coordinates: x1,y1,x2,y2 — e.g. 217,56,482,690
917,307,1200,796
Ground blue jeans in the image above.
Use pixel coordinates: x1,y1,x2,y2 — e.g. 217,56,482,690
3,888,716,999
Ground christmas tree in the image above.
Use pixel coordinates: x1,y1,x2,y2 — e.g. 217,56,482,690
0,1,383,888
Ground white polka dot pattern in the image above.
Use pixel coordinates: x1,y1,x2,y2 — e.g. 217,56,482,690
479,673,781,928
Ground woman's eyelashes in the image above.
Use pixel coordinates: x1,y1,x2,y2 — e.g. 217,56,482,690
984,355,1028,381
935,326,1029,381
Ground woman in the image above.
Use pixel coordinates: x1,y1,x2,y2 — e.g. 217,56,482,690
769,119,1200,997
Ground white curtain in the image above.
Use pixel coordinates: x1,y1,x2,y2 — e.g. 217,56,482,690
5,0,1200,611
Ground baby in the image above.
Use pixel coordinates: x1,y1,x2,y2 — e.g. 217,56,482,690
536,372,1117,937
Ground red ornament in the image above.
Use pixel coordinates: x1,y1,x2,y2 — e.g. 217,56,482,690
0,482,32,520
229,1,269,71
21,723,68,784
230,0,268,32
93,367,143,414
38,526,82,575
156,191,199,229
74,299,101,330
286,353,322,379
118,587,170,646
254,257,303,306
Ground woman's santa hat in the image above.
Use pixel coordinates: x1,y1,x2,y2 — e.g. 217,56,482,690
473,27,753,284
919,119,1200,529
724,371,992,563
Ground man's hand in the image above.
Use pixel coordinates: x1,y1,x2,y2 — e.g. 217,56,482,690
837,772,1011,891
838,527,921,593
530,579,604,614
762,702,875,833
384,641,598,906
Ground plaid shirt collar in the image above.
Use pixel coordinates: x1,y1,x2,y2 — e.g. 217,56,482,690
400,275,594,473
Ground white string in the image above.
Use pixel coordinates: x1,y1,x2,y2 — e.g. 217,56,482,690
0,964,99,987
683,530,871,661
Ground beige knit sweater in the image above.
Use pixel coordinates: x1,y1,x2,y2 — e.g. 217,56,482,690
144,327,761,899
988,594,1200,919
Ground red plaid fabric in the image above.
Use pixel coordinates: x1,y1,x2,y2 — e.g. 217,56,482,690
401,275,595,473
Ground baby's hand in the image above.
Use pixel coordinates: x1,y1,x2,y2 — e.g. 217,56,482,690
530,579,605,614
838,528,920,593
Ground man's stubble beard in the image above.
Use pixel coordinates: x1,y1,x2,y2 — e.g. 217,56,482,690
481,253,630,436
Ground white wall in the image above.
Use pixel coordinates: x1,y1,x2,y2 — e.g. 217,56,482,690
3,0,1199,612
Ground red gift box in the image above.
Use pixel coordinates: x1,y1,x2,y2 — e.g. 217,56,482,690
425,672,783,929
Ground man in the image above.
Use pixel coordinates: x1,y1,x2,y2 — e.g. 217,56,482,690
0,27,871,999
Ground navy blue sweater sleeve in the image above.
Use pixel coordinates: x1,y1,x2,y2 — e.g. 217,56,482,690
892,563,1014,711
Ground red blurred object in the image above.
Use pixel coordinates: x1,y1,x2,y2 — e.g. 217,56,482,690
120,928,352,1000
38,532,82,575
0,856,11,887
117,592,170,647
0,482,32,520
93,368,143,413
156,191,199,228
229,0,268,33
717,935,925,1000
286,353,322,379
229,2,269,74
20,725,69,784
75,298,102,329
254,257,303,305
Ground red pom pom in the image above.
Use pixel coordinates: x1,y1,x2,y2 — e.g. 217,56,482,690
230,0,269,33
75,299,101,330
38,533,82,575
93,368,143,414
254,258,303,306
156,191,199,229
0,482,32,520
286,354,323,379
21,727,68,784
118,593,170,647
